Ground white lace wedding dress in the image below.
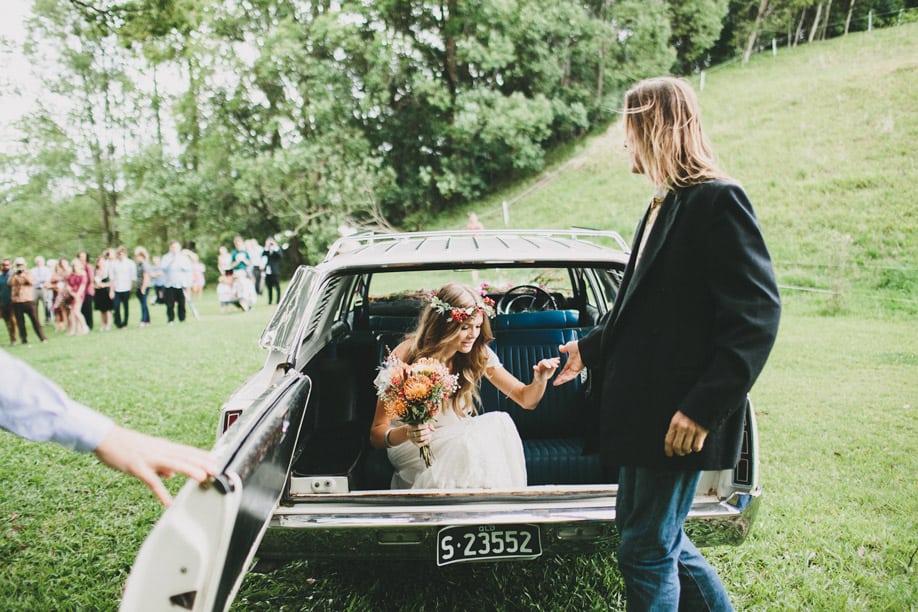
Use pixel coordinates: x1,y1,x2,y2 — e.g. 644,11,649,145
385,348,527,489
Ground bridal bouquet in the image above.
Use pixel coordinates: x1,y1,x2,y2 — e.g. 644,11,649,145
375,355,459,468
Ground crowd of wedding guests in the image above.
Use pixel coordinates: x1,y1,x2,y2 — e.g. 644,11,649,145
0,236,283,347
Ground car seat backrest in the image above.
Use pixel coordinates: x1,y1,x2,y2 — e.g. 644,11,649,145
368,315,419,333
480,327,588,438
491,310,579,330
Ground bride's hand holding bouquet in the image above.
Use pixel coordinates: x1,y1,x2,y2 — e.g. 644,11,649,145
375,355,459,468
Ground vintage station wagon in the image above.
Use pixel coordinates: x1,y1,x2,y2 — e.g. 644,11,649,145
121,230,762,611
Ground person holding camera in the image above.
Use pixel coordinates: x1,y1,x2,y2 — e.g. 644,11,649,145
9,257,48,345
262,238,283,305
0,259,18,345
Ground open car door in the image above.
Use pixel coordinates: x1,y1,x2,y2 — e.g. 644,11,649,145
120,372,311,612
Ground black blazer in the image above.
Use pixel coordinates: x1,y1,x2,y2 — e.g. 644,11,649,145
263,247,282,277
579,179,781,470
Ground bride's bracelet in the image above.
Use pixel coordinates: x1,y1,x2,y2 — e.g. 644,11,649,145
384,427,395,448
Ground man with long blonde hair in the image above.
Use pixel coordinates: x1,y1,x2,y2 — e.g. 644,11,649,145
555,77,781,610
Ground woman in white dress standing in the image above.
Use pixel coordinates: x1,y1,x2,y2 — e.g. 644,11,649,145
370,282,560,489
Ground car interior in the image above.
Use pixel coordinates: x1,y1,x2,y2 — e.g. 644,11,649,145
286,266,624,494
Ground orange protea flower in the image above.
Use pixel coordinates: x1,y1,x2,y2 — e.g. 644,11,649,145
384,396,408,420
402,376,433,401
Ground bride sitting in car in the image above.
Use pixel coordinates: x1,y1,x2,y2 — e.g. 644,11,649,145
369,282,559,489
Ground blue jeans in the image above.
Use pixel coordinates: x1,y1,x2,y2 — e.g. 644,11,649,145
136,287,150,323
616,467,734,612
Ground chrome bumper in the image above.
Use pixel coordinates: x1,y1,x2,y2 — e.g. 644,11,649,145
256,489,761,561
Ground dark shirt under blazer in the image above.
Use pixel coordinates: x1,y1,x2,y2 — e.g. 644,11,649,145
579,179,781,471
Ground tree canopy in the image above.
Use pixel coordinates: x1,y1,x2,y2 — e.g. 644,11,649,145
1,0,911,267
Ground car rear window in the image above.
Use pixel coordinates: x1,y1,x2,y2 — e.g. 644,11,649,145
367,268,573,303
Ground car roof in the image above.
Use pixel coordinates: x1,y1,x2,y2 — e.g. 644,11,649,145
320,229,630,272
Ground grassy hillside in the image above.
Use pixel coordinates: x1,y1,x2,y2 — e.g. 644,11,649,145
436,22,917,318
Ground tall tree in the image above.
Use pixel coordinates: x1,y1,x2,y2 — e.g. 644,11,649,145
0,111,100,257
668,0,731,72
21,0,143,245
4,0,720,265
808,2,825,41
743,0,772,63
844,0,857,33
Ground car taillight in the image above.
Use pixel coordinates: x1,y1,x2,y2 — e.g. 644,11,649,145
222,410,242,433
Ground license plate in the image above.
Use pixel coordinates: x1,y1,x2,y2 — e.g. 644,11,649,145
436,523,542,566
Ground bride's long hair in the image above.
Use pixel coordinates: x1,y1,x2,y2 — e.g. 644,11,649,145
406,282,494,415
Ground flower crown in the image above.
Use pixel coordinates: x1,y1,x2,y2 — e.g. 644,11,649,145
426,292,496,323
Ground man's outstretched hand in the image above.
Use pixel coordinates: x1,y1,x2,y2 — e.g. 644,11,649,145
553,341,583,386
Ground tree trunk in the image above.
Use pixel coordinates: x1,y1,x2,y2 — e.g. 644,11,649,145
562,41,571,88
185,54,201,171
443,0,459,96
595,40,604,104
743,0,770,64
821,0,833,39
101,56,120,245
81,73,116,245
89,138,114,245
107,190,120,245
794,10,807,47
845,0,857,35
152,64,163,150
808,3,823,43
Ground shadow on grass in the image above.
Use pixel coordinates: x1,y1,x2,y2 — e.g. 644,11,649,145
236,554,626,611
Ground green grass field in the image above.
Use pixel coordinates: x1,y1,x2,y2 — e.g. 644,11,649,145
2,22,917,611
2,302,914,610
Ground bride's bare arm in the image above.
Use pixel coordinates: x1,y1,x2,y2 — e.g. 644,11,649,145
485,357,560,411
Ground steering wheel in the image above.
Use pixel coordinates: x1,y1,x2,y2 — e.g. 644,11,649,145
495,285,558,314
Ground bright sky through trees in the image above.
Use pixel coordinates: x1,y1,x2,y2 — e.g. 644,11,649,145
0,0,35,145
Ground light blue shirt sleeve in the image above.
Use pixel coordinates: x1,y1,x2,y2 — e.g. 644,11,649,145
0,350,114,452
